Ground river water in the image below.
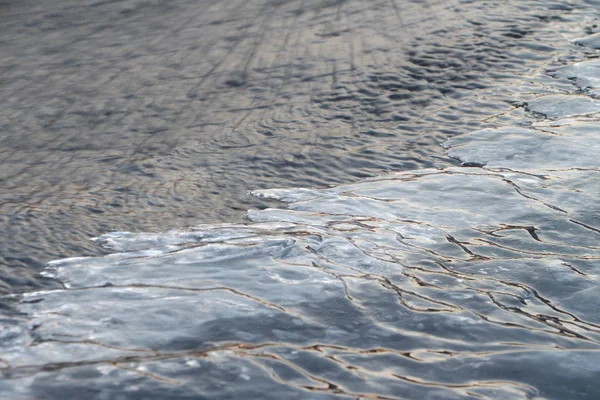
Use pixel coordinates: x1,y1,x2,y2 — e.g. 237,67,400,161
0,0,591,292
2,0,600,399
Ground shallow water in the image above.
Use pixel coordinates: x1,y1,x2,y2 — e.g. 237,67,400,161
2,0,600,399
0,0,593,293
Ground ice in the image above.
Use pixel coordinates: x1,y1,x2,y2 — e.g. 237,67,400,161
555,59,600,95
525,94,600,118
445,123,600,169
574,32,600,49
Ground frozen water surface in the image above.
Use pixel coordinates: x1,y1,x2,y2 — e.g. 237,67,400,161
555,59,600,95
3,2,600,400
525,95,600,118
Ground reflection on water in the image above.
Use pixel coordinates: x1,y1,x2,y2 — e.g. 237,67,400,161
0,0,591,292
2,0,600,399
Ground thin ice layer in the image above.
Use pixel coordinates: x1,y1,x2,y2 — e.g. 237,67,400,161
574,32,600,49
525,94,600,118
555,59,600,95
444,123,600,169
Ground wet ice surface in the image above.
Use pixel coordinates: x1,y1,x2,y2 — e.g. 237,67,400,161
525,95,600,118
3,37,600,398
555,59,600,95
574,32,600,48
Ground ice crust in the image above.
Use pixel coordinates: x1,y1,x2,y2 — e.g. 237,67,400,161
3,44,600,400
555,59,600,95
574,32,600,49
525,95,600,118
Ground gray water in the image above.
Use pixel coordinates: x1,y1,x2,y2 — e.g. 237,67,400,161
0,0,590,292
2,0,600,399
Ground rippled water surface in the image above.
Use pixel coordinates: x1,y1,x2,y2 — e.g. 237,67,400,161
2,0,600,399
0,0,594,291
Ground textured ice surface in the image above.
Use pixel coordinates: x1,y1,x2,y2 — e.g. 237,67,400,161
3,34,600,400
445,122,600,169
525,95,600,118
574,32,600,49
555,59,600,95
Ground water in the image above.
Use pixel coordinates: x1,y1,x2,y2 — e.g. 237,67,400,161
2,0,600,399
0,0,591,292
